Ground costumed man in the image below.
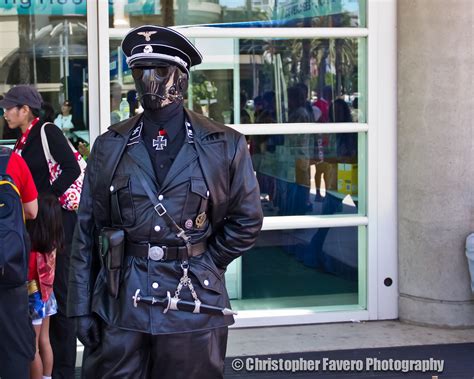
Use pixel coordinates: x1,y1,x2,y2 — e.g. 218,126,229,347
67,25,263,378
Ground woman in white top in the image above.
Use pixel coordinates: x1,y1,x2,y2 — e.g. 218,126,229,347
54,101,74,138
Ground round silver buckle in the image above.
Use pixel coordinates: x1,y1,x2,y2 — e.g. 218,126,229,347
148,246,164,261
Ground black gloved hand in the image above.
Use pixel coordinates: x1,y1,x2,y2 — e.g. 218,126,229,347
75,314,101,349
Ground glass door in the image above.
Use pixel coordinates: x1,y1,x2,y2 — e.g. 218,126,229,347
98,0,397,326
0,1,90,148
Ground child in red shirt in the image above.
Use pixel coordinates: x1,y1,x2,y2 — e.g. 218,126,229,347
27,194,64,379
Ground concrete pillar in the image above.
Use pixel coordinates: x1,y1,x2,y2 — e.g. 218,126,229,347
398,0,474,327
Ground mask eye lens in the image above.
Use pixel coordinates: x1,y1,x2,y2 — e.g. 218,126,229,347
154,67,171,77
132,68,144,80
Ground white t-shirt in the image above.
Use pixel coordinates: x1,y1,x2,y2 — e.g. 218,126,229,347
54,114,74,130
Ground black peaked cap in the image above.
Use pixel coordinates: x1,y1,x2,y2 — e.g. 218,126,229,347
122,25,202,74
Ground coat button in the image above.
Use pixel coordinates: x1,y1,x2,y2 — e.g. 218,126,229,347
109,185,114,192
203,279,209,286
152,282,159,289
158,194,164,200
154,225,161,232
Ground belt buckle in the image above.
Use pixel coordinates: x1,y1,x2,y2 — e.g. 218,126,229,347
148,244,166,261
154,203,167,216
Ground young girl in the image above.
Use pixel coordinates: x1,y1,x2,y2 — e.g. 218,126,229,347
27,194,64,379
53,100,74,139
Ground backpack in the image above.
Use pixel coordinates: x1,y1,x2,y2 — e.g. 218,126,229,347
0,146,30,288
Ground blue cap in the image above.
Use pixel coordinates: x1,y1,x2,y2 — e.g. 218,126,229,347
0,85,43,110
121,25,202,74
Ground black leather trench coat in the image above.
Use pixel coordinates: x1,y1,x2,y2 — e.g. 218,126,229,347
67,109,263,334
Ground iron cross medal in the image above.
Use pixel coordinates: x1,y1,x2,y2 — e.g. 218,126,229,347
152,135,167,150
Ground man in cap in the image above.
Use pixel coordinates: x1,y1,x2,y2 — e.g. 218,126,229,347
68,25,263,378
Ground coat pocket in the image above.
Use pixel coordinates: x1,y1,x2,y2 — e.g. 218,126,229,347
189,257,224,295
110,175,136,227
180,177,209,229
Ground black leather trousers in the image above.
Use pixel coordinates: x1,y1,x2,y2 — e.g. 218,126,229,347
81,323,228,379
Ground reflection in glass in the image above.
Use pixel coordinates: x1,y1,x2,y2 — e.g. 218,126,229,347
109,0,365,28
0,10,89,144
110,36,366,124
189,70,234,123
238,38,365,124
250,133,359,216
231,227,359,309
109,39,139,123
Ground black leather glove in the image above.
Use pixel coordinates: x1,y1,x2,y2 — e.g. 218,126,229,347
75,315,101,349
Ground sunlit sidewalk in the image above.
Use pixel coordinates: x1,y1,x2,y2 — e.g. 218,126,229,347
75,320,474,377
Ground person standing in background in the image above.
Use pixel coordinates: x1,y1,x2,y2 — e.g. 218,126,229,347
54,100,74,140
110,83,123,124
27,193,64,379
0,148,38,379
1,85,81,379
287,85,313,214
313,85,333,123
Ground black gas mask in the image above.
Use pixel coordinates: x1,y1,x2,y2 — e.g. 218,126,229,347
132,63,188,110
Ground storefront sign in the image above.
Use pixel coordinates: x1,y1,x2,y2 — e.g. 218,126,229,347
0,0,85,15
277,0,345,21
0,0,114,15
124,0,154,16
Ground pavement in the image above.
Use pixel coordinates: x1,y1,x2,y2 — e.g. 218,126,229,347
224,320,474,378
226,320,474,356
75,320,474,378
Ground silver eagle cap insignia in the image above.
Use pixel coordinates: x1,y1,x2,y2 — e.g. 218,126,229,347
137,31,157,42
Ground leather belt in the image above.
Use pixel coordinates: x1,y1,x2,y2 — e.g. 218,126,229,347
125,241,207,261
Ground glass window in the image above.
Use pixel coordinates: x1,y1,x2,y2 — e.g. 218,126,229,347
230,226,365,310
106,2,369,317
251,133,362,216
109,0,366,29
109,37,366,125
183,37,366,124
189,69,234,123
0,2,90,147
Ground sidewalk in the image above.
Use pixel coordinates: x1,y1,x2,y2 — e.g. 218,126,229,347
224,320,474,378
76,320,474,377
226,320,474,357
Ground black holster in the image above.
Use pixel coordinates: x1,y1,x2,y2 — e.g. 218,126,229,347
99,227,125,299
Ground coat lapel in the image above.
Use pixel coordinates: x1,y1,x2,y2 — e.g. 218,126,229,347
126,141,157,185
93,115,143,226
160,142,198,190
185,109,229,205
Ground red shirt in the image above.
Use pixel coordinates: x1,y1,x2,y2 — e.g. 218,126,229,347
6,152,38,203
314,98,330,123
28,250,56,302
